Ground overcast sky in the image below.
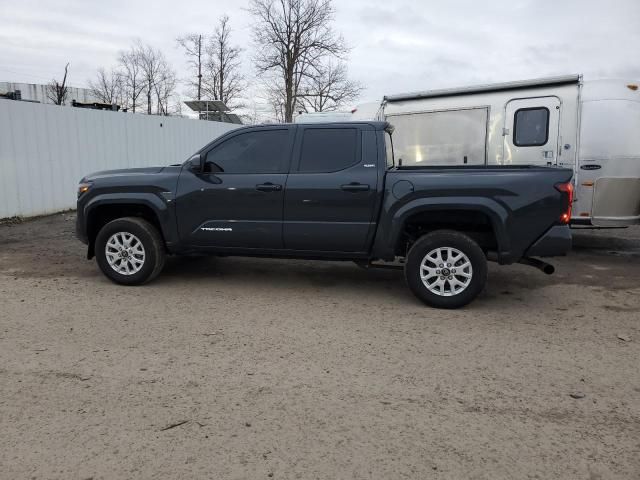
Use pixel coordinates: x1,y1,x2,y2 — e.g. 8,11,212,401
1,0,639,114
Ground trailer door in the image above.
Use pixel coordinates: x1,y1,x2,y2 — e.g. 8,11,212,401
503,97,560,166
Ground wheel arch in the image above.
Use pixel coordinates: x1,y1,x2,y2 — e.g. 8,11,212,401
84,196,167,259
388,198,511,258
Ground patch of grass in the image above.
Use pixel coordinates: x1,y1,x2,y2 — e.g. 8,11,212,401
0,216,23,225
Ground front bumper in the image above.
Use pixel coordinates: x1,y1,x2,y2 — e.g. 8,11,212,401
525,225,572,257
75,205,88,244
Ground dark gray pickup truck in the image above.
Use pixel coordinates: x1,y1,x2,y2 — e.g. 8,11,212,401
76,121,573,308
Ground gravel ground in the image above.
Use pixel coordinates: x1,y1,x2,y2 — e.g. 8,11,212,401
1,213,639,480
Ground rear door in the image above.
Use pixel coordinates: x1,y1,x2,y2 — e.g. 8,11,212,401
503,97,560,166
175,127,294,249
283,125,378,252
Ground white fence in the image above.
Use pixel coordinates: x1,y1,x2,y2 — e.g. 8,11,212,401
0,99,238,218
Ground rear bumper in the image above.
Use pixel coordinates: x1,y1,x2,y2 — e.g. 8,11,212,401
524,225,572,257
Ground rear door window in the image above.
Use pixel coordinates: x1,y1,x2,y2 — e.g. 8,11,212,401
298,128,358,173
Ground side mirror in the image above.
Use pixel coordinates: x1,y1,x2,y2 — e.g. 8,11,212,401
188,154,202,173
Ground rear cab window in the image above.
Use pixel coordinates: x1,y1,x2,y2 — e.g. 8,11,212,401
385,130,395,169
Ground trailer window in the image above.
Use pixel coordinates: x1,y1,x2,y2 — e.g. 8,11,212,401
513,107,549,146
386,108,487,166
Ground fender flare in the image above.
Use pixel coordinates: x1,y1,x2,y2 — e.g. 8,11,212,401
386,197,512,258
83,193,174,256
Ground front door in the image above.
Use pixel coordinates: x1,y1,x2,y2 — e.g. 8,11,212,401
175,127,294,249
283,126,379,252
503,97,560,166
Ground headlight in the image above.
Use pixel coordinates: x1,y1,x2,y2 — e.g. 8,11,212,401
77,182,92,197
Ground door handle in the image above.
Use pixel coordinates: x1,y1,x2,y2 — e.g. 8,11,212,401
255,182,282,192
340,183,370,192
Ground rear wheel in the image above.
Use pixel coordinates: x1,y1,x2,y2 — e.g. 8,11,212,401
405,230,487,309
95,217,165,285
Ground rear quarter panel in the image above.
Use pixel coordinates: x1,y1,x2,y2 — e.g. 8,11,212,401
373,166,573,262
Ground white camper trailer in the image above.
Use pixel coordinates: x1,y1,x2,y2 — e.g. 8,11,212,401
301,76,640,227
380,75,640,228
294,102,382,123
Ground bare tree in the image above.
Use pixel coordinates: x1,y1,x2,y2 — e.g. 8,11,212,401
46,63,70,105
176,33,205,102
153,64,178,115
137,43,161,114
204,15,245,108
242,107,259,125
118,48,145,112
264,80,287,122
249,0,348,122
88,67,125,105
297,62,363,113
135,42,177,115
97,42,177,115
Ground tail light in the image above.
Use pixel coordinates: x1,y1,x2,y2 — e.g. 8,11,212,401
555,182,574,224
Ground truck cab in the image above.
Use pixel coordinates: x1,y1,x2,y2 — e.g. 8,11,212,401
175,123,381,255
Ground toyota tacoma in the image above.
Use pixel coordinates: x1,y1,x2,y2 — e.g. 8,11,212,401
76,122,573,308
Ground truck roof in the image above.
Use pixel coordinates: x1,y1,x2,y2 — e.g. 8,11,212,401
383,74,581,102
247,121,389,130
294,120,388,129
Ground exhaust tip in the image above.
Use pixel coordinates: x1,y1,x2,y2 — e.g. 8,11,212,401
518,257,555,275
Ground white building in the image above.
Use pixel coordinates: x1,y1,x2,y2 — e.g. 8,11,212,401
0,81,99,105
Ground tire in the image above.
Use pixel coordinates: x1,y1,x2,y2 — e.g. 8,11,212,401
404,230,487,309
94,217,165,285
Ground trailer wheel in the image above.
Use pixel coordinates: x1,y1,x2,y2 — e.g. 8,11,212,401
405,230,487,309
95,217,165,285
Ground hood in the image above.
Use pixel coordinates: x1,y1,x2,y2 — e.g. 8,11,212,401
81,166,166,182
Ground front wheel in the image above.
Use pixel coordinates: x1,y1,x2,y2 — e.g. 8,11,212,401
95,217,165,285
404,230,487,309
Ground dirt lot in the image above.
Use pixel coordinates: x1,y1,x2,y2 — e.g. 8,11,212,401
0,213,639,479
